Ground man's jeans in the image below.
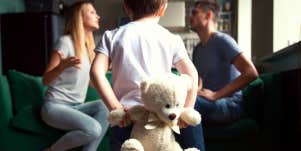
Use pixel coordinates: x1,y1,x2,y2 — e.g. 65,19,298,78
195,96,245,125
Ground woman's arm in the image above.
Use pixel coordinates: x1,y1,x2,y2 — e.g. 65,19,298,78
42,51,80,85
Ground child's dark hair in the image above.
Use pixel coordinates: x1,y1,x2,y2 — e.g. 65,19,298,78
195,0,221,22
124,0,167,20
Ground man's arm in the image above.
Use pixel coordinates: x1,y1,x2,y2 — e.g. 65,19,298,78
198,76,203,91
199,52,258,101
90,53,123,111
174,58,199,108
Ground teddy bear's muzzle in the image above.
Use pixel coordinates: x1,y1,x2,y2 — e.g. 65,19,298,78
168,113,177,120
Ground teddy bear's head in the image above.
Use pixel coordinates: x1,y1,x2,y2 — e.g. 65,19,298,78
140,73,192,125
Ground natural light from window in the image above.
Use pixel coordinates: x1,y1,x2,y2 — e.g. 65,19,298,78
273,0,301,52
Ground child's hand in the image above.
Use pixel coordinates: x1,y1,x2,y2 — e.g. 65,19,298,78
178,119,188,128
108,107,133,127
57,51,81,69
119,107,132,127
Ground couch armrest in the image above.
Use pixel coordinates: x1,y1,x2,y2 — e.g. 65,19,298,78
0,75,13,128
242,78,264,122
9,105,63,137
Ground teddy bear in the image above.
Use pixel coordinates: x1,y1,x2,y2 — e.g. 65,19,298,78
108,73,202,151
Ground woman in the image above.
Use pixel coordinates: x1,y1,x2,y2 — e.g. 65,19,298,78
41,1,108,151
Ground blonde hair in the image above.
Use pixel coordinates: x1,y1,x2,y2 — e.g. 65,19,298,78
64,1,95,63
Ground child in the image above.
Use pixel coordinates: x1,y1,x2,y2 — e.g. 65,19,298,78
90,0,206,150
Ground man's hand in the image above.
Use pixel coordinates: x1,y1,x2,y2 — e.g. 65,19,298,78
197,88,217,101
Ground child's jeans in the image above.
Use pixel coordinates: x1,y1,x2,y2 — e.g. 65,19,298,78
110,120,206,151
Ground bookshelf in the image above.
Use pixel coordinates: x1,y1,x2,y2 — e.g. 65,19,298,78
218,11,232,35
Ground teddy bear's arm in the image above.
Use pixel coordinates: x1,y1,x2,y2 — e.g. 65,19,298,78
180,108,202,126
108,108,126,126
127,105,148,122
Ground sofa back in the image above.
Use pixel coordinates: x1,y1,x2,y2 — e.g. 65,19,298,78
243,71,284,126
6,70,106,114
0,70,104,137
7,70,47,114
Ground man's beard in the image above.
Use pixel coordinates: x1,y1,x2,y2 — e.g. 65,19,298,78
190,25,203,33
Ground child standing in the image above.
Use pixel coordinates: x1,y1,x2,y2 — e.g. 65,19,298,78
90,0,206,150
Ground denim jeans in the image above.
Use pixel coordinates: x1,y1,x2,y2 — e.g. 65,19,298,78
110,121,206,151
41,100,109,151
195,96,245,125
174,123,206,151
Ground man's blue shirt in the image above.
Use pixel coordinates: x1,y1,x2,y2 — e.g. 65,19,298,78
192,32,242,98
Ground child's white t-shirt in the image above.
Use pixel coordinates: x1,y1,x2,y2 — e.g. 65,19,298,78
95,21,189,107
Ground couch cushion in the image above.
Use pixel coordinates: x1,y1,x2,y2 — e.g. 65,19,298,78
0,75,13,128
257,72,283,143
106,71,112,84
0,126,59,151
85,72,112,102
204,118,259,140
242,78,264,122
85,86,100,102
7,70,47,114
9,105,63,137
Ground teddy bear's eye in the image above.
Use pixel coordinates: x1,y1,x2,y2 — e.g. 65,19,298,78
176,103,179,107
165,104,171,108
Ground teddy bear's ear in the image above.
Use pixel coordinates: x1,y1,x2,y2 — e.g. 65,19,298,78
140,80,150,92
180,74,192,90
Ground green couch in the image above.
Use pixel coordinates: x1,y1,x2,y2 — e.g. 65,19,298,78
0,69,288,151
203,71,284,151
0,70,111,151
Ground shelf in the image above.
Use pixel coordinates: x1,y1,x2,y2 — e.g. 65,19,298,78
218,11,232,35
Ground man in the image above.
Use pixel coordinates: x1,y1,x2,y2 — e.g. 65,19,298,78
190,0,258,125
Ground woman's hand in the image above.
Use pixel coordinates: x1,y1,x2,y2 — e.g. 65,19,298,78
43,51,80,85
57,51,81,69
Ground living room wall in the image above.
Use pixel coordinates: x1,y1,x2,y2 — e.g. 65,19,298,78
94,0,124,35
0,0,25,74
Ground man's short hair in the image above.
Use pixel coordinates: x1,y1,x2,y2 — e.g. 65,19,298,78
195,0,221,22
125,0,167,20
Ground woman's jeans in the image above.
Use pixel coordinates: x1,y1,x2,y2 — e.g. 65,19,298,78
41,100,109,151
195,96,245,125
